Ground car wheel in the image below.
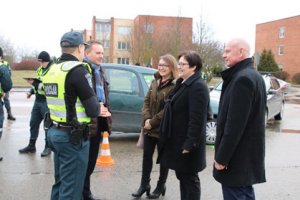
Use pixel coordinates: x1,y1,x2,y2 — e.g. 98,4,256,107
206,120,217,145
274,103,284,120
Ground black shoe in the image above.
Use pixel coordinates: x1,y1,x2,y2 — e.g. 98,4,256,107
83,193,103,200
7,114,16,121
19,145,36,153
132,185,151,198
0,157,3,161
41,147,51,157
148,185,166,199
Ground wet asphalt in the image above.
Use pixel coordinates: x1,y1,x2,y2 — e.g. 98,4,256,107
0,87,300,200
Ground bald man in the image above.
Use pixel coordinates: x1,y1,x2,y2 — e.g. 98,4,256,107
213,38,267,200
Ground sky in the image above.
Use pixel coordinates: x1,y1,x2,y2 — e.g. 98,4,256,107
1,0,299,59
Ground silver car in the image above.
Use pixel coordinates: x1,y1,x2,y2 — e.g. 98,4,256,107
206,74,285,144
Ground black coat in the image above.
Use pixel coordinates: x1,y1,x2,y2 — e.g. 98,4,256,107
213,58,267,187
159,72,209,173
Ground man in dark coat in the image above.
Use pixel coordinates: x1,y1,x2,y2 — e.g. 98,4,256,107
213,38,267,200
82,41,111,200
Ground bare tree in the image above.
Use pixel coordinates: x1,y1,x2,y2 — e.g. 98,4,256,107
0,34,16,64
193,16,224,79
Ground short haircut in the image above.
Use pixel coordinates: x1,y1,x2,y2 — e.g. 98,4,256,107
178,51,203,72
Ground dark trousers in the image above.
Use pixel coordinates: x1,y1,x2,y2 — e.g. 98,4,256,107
175,171,201,200
83,132,102,197
29,100,49,140
142,135,168,184
222,185,255,200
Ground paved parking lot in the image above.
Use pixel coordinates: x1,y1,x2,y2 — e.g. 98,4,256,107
0,88,300,199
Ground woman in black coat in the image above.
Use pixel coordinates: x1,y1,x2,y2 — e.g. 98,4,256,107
159,51,209,200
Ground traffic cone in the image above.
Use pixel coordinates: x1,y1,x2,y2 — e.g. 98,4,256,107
96,131,115,167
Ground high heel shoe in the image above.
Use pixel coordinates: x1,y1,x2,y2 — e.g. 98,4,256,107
132,184,151,198
148,185,166,199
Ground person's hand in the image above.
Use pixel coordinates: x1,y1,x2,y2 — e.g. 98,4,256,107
99,102,111,117
182,149,189,154
214,160,226,170
26,92,32,99
144,119,152,130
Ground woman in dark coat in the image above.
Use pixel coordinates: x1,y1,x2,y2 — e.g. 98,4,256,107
159,51,209,200
132,54,178,199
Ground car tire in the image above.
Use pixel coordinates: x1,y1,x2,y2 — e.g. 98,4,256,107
206,120,217,145
274,103,284,120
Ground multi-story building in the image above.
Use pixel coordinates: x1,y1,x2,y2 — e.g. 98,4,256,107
89,15,193,67
255,15,300,80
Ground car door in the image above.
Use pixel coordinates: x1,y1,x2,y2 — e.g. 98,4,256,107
103,67,145,133
267,77,282,118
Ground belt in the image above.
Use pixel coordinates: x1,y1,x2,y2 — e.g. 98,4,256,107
51,122,73,130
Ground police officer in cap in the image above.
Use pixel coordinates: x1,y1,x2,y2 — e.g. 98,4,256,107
43,31,109,200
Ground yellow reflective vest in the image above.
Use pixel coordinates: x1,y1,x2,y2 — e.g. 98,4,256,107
42,61,92,124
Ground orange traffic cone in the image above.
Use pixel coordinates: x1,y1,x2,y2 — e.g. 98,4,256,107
96,131,115,167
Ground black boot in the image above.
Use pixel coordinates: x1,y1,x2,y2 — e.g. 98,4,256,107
131,179,151,198
148,181,166,199
19,139,36,153
7,109,16,121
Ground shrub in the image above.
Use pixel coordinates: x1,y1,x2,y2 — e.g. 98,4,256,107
274,70,290,81
12,60,40,70
292,73,300,84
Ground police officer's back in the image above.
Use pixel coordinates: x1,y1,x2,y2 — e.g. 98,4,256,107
42,31,103,200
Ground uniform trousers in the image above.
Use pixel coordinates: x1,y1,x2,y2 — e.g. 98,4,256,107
29,100,49,140
3,92,11,111
0,101,3,138
47,126,90,200
175,171,201,200
83,131,102,197
222,185,255,200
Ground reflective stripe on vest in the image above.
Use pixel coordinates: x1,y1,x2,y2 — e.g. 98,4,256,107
42,61,92,123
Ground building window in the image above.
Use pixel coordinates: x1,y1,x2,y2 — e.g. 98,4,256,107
278,45,284,55
144,24,153,33
118,41,130,50
103,40,110,48
96,23,111,32
117,57,130,64
118,26,131,35
279,27,285,38
103,56,109,63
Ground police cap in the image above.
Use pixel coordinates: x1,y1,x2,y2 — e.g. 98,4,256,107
60,31,87,48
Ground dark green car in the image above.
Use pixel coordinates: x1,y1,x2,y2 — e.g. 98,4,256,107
102,63,156,133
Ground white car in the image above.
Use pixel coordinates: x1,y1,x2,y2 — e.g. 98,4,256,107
206,74,285,145
277,78,291,94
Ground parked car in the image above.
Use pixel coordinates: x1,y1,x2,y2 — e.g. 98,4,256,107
206,74,285,144
102,63,156,133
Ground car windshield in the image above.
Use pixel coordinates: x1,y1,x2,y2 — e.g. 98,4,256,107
143,73,155,88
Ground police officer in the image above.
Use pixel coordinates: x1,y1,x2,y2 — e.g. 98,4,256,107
0,48,15,120
43,31,108,200
0,47,13,161
19,51,52,157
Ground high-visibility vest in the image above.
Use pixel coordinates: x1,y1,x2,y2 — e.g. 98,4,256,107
35,66,50,95
42,61,92,124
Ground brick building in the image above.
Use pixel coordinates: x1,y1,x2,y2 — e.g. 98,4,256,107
255,15,300,80
87,15,193,67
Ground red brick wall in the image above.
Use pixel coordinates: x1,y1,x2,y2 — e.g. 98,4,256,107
255,15,300,80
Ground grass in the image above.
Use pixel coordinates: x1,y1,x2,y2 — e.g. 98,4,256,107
11,70,36,87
